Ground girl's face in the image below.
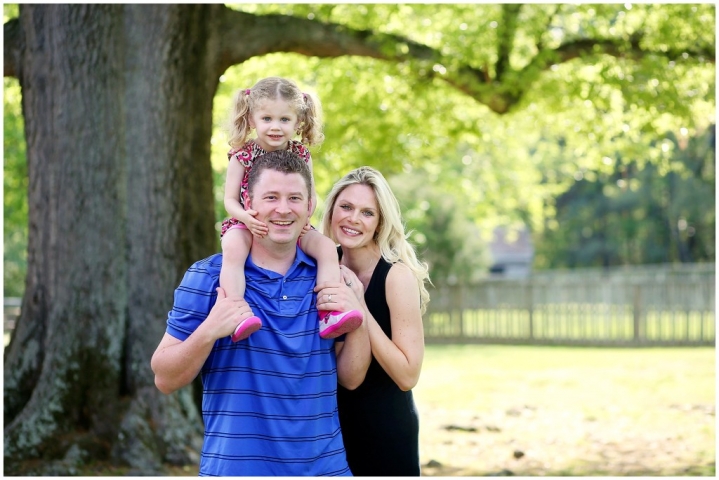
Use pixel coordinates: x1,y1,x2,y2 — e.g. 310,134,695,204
331,184,381,251
249,99,300,151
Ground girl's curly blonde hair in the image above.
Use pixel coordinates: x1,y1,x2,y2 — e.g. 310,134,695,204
226,77,324,149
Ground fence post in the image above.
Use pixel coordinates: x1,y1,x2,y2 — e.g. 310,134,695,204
633,285,643,343
526,282,534,340
452,285,464,338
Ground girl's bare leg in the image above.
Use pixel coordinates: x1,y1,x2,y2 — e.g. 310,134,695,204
220,228,262,341
301,230,363,339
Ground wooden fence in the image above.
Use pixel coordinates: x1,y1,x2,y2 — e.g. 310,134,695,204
3,297,20,346
4,264,716,347
423,263,715,346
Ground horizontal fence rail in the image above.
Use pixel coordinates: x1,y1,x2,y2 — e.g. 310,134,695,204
423,263,715,346
4,264,715,347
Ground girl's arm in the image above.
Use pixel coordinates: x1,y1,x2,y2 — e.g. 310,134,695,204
367,263,425,391
224,159,250,221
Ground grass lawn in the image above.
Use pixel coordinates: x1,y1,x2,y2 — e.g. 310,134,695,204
3,326,714,476
413,344,716,476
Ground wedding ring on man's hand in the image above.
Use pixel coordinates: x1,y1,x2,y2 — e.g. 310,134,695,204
346,282,353,287
328,294,332,302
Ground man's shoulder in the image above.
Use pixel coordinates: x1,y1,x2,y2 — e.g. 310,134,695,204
294,246,317,269
184,253,223,281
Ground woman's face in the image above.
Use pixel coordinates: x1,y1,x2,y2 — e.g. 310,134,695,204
331,184,380,250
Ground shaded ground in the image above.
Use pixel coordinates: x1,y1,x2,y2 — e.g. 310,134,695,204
33,400,713,476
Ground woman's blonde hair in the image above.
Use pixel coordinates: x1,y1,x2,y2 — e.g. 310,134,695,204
321,166,431,314
226,76,324,149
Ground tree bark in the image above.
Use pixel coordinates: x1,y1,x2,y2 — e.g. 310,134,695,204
3,5,217,473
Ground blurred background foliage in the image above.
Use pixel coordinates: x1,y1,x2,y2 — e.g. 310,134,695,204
4,3,715,296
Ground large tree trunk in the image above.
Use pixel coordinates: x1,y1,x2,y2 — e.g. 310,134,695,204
3,5,218,474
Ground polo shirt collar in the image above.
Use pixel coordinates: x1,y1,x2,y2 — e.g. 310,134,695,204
247,245,317,279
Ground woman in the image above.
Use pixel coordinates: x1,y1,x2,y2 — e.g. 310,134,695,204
315,166,431,476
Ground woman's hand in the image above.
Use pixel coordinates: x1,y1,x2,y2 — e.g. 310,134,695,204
314,268,364,313
339,265,364,299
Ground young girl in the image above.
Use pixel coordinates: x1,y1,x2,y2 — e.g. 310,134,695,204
220,76,363,342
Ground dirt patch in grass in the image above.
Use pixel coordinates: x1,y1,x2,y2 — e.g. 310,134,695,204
417,402,715,476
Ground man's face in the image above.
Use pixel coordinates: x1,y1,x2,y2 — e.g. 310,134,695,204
246,169,310,246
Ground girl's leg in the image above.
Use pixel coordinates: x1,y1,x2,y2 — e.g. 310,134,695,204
220,227,262,341
301,230,363,339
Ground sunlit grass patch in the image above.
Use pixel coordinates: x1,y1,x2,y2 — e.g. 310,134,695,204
414,345,715,476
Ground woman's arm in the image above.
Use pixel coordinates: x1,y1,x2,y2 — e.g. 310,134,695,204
367,263,425,391
335,319,371,390
319,267,372,390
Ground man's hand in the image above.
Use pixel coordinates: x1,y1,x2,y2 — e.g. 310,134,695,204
208,287,255,338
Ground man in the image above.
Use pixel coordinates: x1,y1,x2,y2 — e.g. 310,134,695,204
151,150,370,476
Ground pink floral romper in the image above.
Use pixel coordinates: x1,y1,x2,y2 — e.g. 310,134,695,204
220,139,312,237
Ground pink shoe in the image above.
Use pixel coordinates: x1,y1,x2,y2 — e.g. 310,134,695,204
319,310,363,339
231,316,262,342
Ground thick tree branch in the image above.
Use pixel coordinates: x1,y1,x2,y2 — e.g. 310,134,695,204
496,3,522,82
212,6,714,115
4,17,21,78
523,35,715,79
8,6,713,115
536,4,563,52
213,9,440,71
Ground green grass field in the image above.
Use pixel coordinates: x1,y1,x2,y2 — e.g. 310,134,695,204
3,323,715,475
413,344,716,476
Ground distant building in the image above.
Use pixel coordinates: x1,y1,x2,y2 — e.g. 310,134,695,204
488,226,534,278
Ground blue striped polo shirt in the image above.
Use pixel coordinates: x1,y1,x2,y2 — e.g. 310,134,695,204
166,251,351,476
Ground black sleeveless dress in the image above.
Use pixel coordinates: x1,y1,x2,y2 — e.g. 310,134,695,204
337,254,421,476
